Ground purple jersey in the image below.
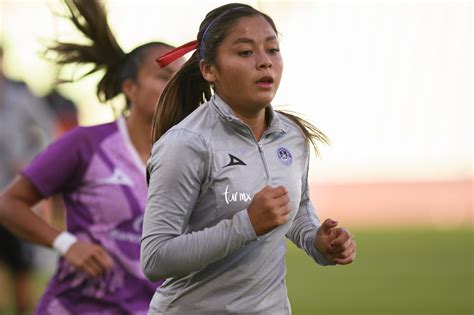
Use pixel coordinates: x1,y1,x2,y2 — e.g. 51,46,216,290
22,118,161,315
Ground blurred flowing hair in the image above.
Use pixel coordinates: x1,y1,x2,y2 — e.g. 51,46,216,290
46,0,173,110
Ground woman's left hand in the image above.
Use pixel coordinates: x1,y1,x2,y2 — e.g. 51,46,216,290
314,218,357,265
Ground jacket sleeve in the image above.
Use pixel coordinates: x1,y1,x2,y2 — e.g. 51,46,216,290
285,145,334,266
140,129,257,281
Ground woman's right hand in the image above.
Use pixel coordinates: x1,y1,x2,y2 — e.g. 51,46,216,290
64,241,114,277
247,185,291,236
0,175,114,278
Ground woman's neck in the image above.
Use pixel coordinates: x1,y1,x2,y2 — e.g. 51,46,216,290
217,94,269,141
125,114,152,165
233,108,267,141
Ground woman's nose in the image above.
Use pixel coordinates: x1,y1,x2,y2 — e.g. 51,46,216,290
257,52,272,69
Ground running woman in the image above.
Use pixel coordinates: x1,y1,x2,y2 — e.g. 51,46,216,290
0,1,182,314
141,3,356,314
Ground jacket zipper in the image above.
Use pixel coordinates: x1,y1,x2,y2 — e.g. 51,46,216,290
256,141,271,184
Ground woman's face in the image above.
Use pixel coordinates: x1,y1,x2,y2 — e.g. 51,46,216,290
205,15,283,118
127,46,183,122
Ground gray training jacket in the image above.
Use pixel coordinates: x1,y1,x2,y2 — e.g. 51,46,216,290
141,94,331,315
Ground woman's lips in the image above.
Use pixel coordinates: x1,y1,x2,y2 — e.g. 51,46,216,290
256,76,274,88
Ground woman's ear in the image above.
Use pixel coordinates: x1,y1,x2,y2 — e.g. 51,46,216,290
199,60,216,83
122,79,136,101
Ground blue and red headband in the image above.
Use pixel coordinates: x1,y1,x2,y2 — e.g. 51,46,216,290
155,40,198,67
156,6,247,68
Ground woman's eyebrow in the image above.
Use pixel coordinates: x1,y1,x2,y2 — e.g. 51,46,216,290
232,35,278,46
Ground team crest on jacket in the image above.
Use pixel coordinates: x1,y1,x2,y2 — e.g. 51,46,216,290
276,147,292,165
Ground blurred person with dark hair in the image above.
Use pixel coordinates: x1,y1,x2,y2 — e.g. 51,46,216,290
0,45,55,315
44,89,79,135
0,0,182,314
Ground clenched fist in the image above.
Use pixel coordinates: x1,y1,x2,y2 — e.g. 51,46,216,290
314,218,357,265
247,185,291,236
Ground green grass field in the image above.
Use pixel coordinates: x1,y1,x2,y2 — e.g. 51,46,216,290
286,228,473,315
3,228,473,315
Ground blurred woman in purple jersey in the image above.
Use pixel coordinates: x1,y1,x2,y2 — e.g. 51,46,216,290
0,0,182,314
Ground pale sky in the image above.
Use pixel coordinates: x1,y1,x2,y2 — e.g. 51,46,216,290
0,0,472,183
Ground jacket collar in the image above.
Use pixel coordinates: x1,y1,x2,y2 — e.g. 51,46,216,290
210,94,287,136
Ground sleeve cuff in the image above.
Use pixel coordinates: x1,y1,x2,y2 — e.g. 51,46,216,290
236,210,258,243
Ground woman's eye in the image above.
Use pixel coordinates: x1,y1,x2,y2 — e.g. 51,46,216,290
268,48,280,54
238,50,252,57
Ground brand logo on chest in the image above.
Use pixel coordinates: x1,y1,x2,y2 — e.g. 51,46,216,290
98,168,134,186
223,154,247,168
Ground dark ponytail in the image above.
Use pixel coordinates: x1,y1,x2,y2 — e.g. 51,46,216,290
151,51,211,142
152,3,329,155
47,0,125,102
47,0,173,110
